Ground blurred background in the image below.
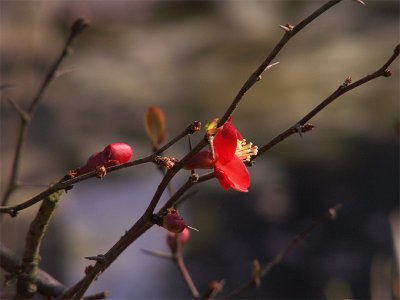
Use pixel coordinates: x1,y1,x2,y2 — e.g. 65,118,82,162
1,0,399,299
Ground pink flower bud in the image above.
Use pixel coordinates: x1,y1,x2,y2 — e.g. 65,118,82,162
162,209,186,233
76,142,132,175
167,227,190,252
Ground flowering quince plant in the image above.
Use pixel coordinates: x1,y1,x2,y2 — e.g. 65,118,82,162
184,117,258,192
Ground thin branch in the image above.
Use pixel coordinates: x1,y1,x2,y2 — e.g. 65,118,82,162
0,121,201,217
257,44,400,157
15,190,63,299
0,245,67,297
141,248,173,260
218,0,343,126
1,19,89,207
223,204,343,299
174,250,200,299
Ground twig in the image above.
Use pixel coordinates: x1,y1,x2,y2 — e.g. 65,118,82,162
0,245,67,297
257,44,400,157
83,291,109,300
144,236,201,298
218,0,343,126
174,249,200,299
141,248,173,260
223,204,343,299
0,121,201,217
15,190,63,299
1,19,89,207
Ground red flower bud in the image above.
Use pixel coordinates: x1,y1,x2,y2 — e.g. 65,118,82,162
162,209,186,233
167,227,190,252
76,142,132,176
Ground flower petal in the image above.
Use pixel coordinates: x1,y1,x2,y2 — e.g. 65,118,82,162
214,155,249,192
214,118,240,164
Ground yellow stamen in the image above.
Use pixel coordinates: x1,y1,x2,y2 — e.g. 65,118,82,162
235,139,258,162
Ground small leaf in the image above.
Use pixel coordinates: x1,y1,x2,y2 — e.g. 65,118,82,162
144,106,166,148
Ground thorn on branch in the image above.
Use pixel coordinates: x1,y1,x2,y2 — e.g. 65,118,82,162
84,254,106,263
353,0,366,5
258,62,280,81
279,23,294,33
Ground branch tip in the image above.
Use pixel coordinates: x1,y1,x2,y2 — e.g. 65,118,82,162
70,18,90,37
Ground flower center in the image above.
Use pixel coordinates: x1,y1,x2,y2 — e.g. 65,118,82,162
235,139,258,162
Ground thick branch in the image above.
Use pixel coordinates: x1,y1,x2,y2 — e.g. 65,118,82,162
15,191,63,299
0,245,67,297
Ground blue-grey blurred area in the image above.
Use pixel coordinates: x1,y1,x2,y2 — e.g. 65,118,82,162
1,1,399,299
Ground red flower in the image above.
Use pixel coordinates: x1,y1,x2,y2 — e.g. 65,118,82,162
184,117,257,192
76,142,133,175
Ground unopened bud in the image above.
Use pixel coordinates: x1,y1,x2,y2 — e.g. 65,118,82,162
167,227,191,252
74,142,133,176
144,106,167,148
162,209,186,233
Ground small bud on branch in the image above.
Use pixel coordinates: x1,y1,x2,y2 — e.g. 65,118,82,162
144,106,167,148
